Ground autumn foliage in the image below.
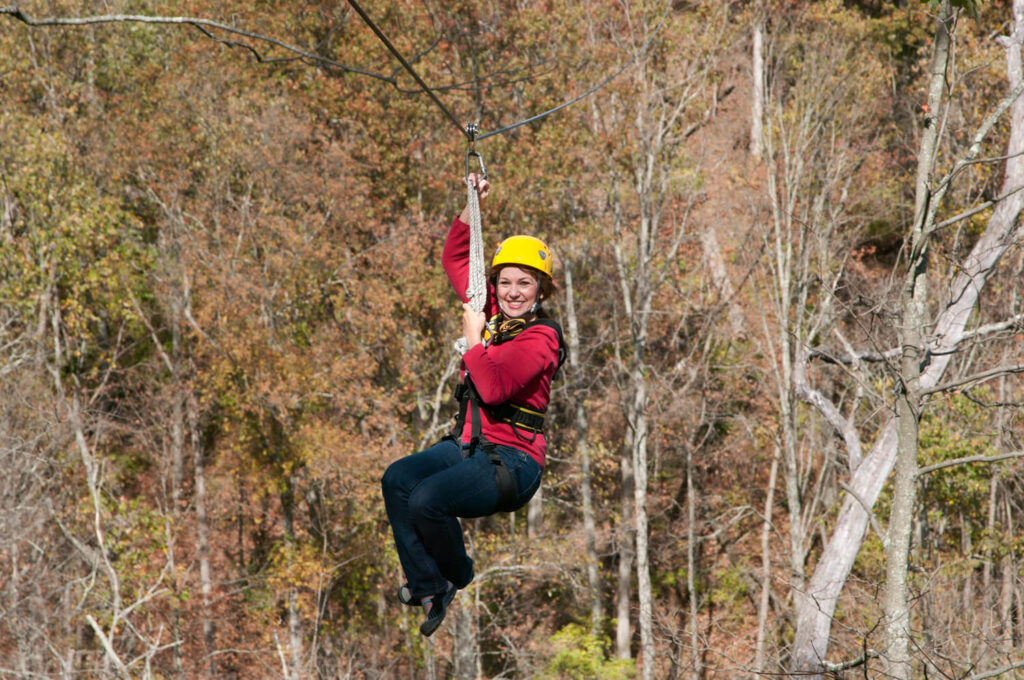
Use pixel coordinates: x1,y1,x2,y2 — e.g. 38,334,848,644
0,1,1021,679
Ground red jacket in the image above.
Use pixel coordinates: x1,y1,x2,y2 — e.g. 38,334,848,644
442,217,560,469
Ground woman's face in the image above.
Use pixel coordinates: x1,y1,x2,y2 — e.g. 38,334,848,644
495,266,540,318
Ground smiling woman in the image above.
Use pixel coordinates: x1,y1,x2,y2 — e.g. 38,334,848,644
380,173,566,637
494,265,539,318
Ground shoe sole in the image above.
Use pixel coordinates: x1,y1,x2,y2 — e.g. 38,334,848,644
418,585,457,637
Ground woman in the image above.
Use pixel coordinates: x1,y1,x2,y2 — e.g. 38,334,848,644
381,174,564,637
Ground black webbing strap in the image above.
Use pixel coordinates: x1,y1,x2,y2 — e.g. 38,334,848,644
452,376,519,512
488,450,519,513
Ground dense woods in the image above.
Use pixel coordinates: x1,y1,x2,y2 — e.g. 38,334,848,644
0,0,1022,678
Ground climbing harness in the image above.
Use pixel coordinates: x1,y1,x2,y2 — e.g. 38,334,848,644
448,316,568,512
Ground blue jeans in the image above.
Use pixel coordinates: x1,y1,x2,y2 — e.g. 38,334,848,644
381,439,543,599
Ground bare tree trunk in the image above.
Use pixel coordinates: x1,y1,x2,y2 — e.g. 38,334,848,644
613,180,635,663
279,482,304,680
686,444,701,679
614,193,656,677
999,494,1016,652
170,301,185,509
287,588,304,679
616,448,635,660
188,391,217,678
886,5,963,678
632,374,655,680
883,383,922,680
168,289,186,679
453,598,478,680
527,485,543,537
750,2,765,158
983,475,998,605
564,260,604,631
961,515,974,620
753,446,779,674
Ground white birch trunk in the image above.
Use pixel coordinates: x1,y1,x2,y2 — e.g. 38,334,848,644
999,495,1016,652
564,260,604,630
750,4,765,158
188,392,217,677
616,456,634,659
753,447,779,673
686,444,701,679
632,375,654,680
453,597,478,680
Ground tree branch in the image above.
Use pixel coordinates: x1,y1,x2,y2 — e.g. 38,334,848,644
922,363,1024,395
962,659,1024,680
926,68,1024,237
682,83,735,138
85,615,132,680
0,7,396,81
0,6,586,99
809,346,901,365
795,349,865,472
809,312,1024,366
933,181,1024,230
916,451,1024,476
840,482,888,548
822,649,880,672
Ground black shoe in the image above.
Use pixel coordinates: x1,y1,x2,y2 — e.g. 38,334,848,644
397,583,417,606
419,583,457,637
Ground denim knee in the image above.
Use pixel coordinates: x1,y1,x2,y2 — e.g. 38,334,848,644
380,461,401,498
408,483,443,523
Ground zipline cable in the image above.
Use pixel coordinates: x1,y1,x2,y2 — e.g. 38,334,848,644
478,2,673,141
346,0,674,143
345,0,470,140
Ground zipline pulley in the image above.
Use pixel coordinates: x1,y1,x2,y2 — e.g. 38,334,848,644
465,122,487,180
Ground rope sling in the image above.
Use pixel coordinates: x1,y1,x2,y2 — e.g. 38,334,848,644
454,147,488,356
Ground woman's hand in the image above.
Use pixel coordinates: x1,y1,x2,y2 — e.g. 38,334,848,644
462,303,486,350
458,173,490,223
467,173,490,201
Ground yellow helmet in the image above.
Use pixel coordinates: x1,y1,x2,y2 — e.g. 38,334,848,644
491,235,553,278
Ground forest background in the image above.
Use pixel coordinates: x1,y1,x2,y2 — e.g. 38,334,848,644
1,0,1022,678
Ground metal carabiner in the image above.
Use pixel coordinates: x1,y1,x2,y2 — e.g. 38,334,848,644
465,148,487,181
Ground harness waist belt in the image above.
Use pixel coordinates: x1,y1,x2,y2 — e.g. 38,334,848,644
453,384,545,433
493,403,545,433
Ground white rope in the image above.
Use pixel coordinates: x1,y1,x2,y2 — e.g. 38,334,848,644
454,176,487,355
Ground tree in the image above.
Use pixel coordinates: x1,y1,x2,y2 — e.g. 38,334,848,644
579,2,737,675
789,1,1024,675
755,1,894,635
